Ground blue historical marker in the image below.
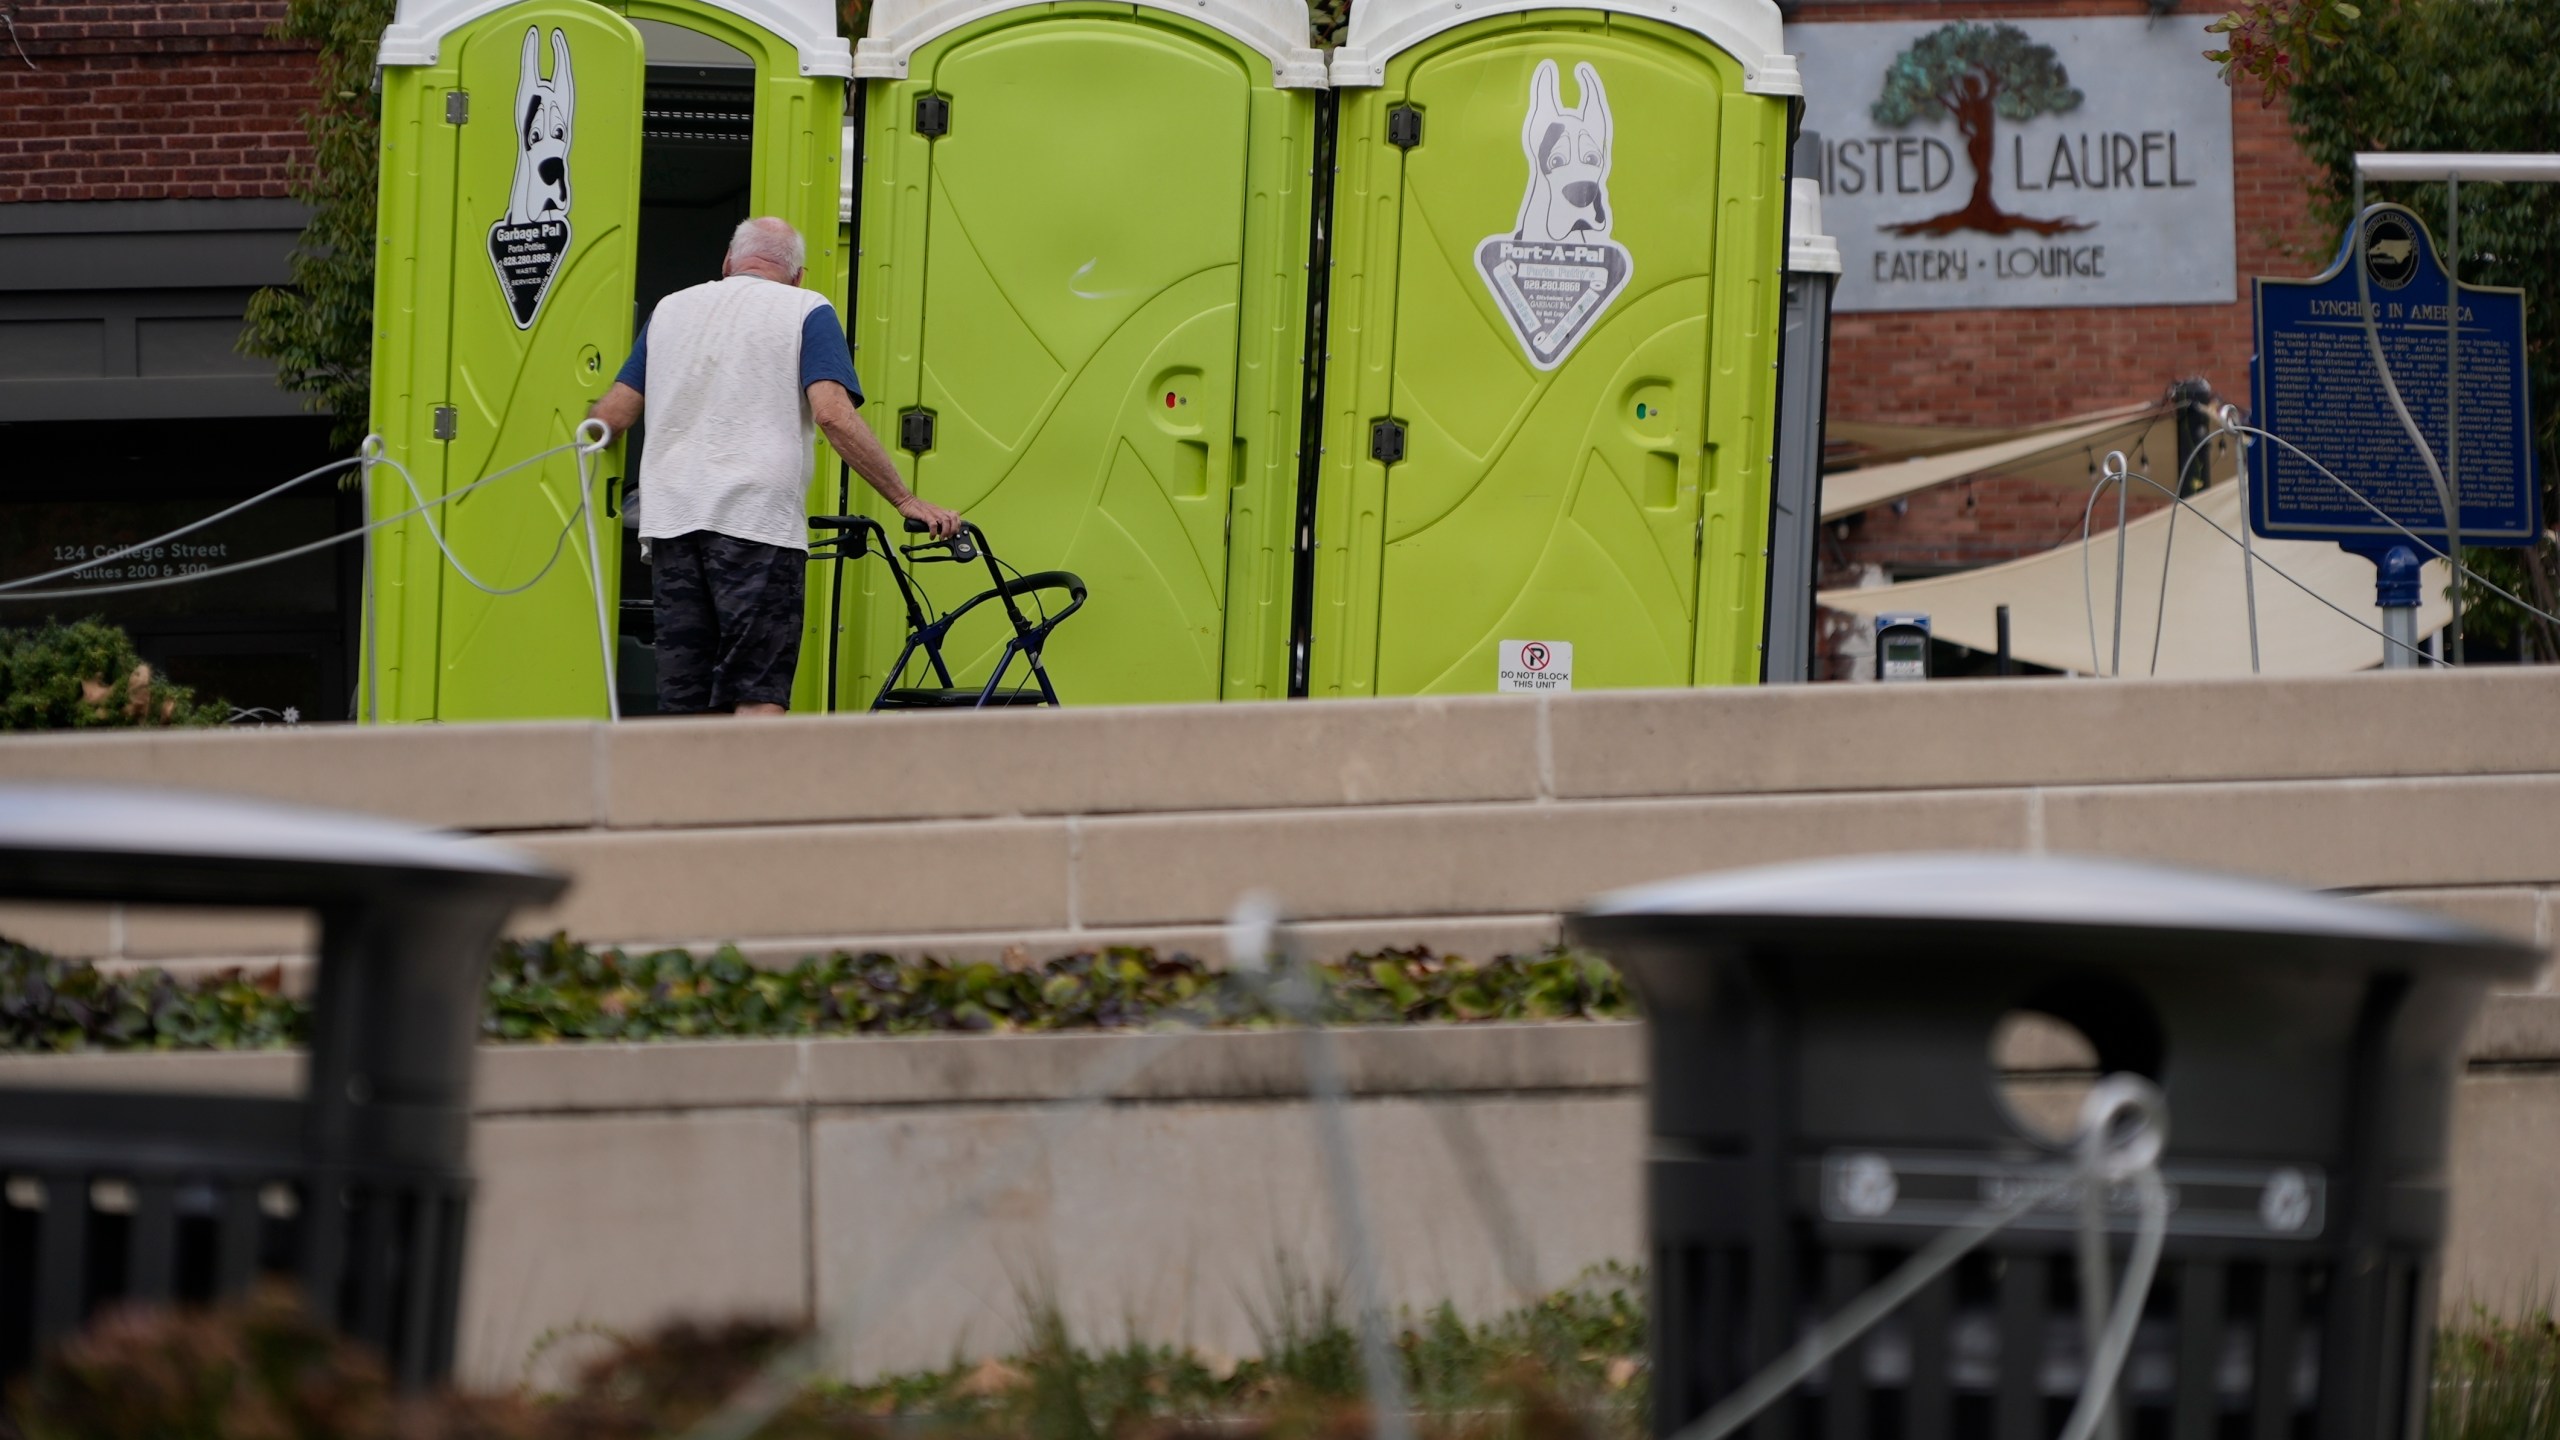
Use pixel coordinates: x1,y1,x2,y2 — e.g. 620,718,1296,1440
2251,203,2536,562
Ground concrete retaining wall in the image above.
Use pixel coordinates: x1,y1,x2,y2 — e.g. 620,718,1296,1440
0,1024,1647,1385
6,1009,2559,1386
5,670,2560,971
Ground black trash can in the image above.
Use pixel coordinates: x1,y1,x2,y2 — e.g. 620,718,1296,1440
1567,853,2538,1440
0,784,564,1385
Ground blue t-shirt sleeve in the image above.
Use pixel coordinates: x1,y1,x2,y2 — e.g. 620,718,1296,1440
800,304,864,406
614,320,649,393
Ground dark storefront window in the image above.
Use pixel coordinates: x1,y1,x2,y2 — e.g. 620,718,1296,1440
0,416,358,721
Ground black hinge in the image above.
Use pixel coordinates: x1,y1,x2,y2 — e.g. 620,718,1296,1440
432,405,458,441
1386,105,1422,149
445,90,468,125
1369,418,1406,465
899,407,937,454
914,94,950,138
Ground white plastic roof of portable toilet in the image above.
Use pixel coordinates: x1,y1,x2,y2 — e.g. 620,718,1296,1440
379,0,854,77
1329,0,1797,92
853,0,1328,87
1787,176,1839,276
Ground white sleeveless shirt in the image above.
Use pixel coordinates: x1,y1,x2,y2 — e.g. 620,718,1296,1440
637,274,830,551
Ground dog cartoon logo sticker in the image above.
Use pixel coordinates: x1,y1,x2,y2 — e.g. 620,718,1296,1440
487,26,575,330
1476,60,1633,370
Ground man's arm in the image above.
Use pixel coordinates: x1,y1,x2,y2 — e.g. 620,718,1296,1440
809,380,963,538
590,323,649,437
587,381,644,438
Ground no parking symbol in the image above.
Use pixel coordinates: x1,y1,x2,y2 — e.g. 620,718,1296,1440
1497,639,1574,693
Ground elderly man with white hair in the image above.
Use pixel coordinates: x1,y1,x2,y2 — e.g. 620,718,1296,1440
586,216,961,716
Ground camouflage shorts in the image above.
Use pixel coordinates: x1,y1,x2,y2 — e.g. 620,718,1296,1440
651,530,805,712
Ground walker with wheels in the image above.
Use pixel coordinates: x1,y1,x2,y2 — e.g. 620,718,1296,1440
808,514,1086,710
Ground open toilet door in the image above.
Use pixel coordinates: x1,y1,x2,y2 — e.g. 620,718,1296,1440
370,0,644,720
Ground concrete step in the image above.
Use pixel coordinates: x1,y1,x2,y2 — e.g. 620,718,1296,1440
5,670,2558,967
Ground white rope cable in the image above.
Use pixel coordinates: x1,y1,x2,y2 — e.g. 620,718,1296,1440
681,895,1415,1440
0,454,359,593
0,438,586,603
2228,420,2560,632
359,424,620,719
361,451,380,725
1678,1075,2172,1440
2079,454,2130,677
2225,405,2264,674
1689,1181,2060,1440
572,420,620,721
2059,1083,2170,1440
676,1010,1212,1440
2145,427,2226,678
2350,176,2465,658
2085,467,2447,669
1234,891,1416,1440
5,427,621,720
670,898,2171,1440
2074,412,2536,672
362,439,588,598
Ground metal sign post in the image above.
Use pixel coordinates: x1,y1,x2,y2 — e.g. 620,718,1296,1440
2372,543,2423,669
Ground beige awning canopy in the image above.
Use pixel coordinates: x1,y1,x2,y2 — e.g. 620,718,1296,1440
1821,402,2172,522
1826,398,2160,468
1818,477,2450,677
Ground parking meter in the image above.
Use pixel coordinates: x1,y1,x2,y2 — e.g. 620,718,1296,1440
1875,612,1930,682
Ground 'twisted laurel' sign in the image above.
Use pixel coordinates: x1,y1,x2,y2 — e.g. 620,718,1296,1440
1786,17,2237,314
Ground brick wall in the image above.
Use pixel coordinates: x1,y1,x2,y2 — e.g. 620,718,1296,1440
0,0,318,203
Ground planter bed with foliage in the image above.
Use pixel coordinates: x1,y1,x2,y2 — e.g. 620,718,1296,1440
9,1270,1650,1440
0,936,1632,1054
11,1270,2560,1440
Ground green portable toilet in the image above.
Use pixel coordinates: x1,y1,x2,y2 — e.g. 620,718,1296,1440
1305,0,1798,697
839,0,1327,706
366,0,852,720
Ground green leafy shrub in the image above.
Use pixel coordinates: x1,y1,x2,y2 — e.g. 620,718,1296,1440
0,939,304,1053
0,619,229,732
0,937,1630,1054
484,938,1631,1042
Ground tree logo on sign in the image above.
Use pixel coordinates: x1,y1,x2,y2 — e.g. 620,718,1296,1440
1871,22,2091,239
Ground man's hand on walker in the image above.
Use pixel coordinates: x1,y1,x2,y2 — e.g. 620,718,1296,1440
898,496,965,540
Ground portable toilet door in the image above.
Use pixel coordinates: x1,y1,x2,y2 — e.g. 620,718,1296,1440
368,0,852,720
1304,0,1799,698
841,0,1327,706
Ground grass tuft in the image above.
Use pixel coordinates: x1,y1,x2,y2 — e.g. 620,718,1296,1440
2436,1307,2560,1440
